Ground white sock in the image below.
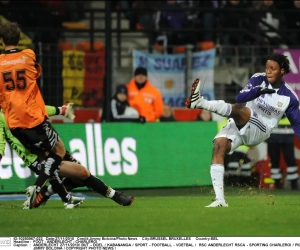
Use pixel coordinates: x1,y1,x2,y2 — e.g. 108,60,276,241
210,164,225,201
106,187,116,198
58,107,62,115
196,99,232,117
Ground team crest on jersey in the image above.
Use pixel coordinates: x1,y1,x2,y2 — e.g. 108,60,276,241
277,101,283,107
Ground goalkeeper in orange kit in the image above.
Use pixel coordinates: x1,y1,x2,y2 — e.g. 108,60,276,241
0,22,134,209
0,103,135,209
0,22,73,208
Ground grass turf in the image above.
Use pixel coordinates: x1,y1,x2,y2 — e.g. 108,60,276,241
0,186,300,236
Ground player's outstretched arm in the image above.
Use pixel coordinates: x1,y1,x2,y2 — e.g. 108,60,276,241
45,103,75,120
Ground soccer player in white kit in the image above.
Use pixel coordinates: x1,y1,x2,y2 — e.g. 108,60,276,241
185,53,300,207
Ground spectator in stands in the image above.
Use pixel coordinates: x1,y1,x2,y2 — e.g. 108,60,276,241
127,67,164,122
219,0,253,63
198,0,226,42
101,84,146,123
196,110,212,121
160,103,177,122
130,1,163,30
254,0,287,47
40,0,85,22
0,0,63,46
64,1,85,22
156,0,197,53
281,0,300,47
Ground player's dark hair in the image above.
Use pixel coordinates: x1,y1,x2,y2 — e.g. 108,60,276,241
0,22,20,46
268,53,290,75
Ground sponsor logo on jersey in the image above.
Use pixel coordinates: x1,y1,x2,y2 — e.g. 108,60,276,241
0,56,27,66
277,101,283,107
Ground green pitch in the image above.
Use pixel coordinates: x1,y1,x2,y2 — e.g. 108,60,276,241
0,187,300,236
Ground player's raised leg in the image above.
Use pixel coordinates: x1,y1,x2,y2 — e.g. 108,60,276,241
185,78,232,117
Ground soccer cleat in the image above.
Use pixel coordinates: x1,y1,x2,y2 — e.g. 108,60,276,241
205,199,228,208
185,78,202,109
23,198,30,209
26,185,47,209
23,185,49,209
64,196,85,209
25,186,37,209
61,102,75,120
30,186,50,209
112,191,135,206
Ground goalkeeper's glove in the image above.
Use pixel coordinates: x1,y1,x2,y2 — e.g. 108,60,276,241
257,87,276,95
59,103,75,120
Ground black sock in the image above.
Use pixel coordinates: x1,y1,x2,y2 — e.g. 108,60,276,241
63,178,85,192
34,172,50,192
82,175,108,196
49,176,71,203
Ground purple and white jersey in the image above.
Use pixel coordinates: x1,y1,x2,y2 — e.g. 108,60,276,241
236,72,300,139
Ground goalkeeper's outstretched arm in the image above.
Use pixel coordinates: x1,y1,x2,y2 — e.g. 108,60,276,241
45,103,75,120
0,103,75,167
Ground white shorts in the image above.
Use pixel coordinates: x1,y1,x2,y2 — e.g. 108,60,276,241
214,109,272,152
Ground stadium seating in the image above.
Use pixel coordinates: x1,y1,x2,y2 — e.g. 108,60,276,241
198,41,215,51
75,41,105,52
58,40,74,51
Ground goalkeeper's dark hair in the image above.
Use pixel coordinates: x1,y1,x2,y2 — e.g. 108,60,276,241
0,22,20,46
268,53,290,75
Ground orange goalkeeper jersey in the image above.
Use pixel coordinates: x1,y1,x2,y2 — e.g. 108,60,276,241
0,49,48,129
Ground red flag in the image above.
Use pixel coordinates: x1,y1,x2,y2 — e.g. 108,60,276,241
83,50,105,107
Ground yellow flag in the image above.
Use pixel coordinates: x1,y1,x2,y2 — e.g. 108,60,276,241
62,50,85,106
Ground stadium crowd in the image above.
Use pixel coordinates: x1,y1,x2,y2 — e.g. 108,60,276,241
113,0,300,55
